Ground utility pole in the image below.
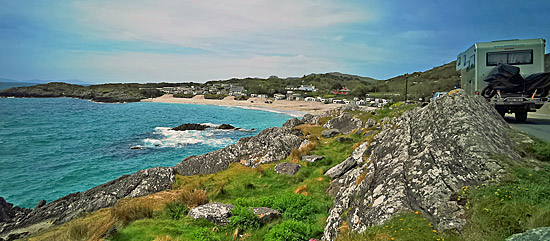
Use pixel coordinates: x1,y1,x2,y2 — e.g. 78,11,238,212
404,74,409,102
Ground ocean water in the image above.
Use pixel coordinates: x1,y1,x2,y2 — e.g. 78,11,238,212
0,98,292,208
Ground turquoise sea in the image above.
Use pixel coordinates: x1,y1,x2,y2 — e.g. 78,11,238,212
0,98,292,208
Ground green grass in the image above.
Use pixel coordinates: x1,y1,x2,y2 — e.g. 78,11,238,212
338,212,444,241
338,165,550,241
448,166,550,241
107,123,371,241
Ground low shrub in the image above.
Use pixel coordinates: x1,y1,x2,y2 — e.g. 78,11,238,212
173,94,194,98
265,220,322,241
272,193,317,221
177,189,209,208
163,200,189,220
229,206,261,230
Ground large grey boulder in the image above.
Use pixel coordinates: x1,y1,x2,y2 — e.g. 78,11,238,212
506,227,550,241
188,202,235,226
323,90,521,241
323,112,363,134
274,163,301,176
1,167,175,240
174,118,303,175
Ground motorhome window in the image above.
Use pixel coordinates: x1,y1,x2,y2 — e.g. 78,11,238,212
470,55,475,68
463,55,466,66
486,50,533,66
457,56,461,66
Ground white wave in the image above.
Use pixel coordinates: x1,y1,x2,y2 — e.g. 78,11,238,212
142,127,233,148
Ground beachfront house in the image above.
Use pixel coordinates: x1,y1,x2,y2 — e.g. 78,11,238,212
229,86,246,96
298,85,316,92
274,93,285,100
333,88,350,95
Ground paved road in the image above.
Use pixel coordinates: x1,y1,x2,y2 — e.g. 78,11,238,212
506,112,550,142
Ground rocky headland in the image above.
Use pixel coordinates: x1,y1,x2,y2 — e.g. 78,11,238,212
1,89,546,240
0,82,163,103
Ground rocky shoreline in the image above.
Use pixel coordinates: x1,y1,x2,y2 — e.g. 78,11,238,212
0,90,538,240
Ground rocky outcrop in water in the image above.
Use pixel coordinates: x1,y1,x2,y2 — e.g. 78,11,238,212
0,167,175,240
323,90,520,241
172,123,209,131
174,118,304,175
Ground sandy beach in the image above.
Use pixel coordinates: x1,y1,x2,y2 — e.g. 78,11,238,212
142,95,342,117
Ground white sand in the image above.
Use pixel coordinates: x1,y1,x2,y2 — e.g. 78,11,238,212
142,95,342,117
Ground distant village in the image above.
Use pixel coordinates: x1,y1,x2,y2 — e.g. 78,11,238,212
151,83,391,107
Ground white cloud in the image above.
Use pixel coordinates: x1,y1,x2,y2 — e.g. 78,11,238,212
73,0,372,49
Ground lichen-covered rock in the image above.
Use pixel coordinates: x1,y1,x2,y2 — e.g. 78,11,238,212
301,114,319,125
252,207,281,224
364,119,376,128
301,155,324,163
174,118,303,175
323,112,363,134
188,202,235,226
274,163,301,175
322,129,340,138
324,142,369,179
0,167,175,240
505,227,550,241
323,90,520,241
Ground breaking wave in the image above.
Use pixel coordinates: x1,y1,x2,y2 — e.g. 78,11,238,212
141,127,234,148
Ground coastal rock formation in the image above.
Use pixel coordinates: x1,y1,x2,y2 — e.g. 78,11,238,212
1,167,175,239
217,124,236,130
188,202,235,226
172,123,240,131
172,123,209,131
0,82,162,103
323,90,520,241
323,112,362,134
274,163,301,176
174,118,303,175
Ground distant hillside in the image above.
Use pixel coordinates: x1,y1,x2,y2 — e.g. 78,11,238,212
206,72,377,96
380,62,460,101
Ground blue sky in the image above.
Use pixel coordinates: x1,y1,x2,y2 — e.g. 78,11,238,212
1,0,549,83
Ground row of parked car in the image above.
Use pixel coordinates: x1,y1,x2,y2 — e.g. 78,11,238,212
304,96,390,107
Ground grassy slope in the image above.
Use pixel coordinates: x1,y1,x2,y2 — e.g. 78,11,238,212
28,102,550,241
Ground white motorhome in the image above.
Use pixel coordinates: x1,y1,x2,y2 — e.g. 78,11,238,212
456,38,548,121
457,38,545,95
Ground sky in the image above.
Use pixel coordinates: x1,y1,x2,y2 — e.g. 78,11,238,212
1,0,549,83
